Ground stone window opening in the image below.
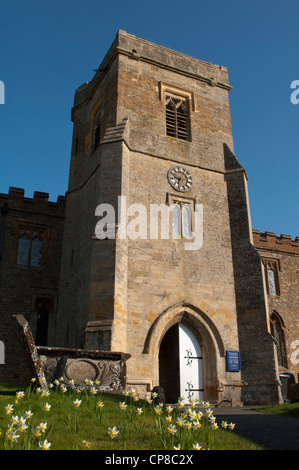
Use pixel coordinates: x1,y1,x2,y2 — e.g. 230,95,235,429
17,228,44,268
93,124,101,151
166,94,189,141
263,259,281,296
166,193,196,240
270,312,286,368
93,111,101,151
172,200,193,239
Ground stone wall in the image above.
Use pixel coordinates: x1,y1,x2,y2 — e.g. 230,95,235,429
253,230,299,395
0,187,65,386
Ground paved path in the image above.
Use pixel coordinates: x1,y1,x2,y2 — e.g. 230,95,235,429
213,407,299,450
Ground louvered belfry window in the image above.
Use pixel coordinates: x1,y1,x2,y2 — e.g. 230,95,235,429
93,124,101,151
166,94,189,140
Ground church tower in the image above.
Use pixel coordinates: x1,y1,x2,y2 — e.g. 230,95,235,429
57,30,281,405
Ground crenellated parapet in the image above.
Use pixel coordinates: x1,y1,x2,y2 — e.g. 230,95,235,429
0,187,66,217
252,229,299,254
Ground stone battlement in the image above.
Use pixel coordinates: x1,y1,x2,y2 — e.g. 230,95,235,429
0,187,66,216
253,229,299,254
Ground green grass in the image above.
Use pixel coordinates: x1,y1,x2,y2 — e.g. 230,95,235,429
255,402,299,419
0,382,264,450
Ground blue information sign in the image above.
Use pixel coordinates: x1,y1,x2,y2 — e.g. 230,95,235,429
226,351,240,372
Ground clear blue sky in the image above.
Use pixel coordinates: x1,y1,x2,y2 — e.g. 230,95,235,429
0,0,298,238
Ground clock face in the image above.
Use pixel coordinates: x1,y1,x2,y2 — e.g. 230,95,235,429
167,166,193,192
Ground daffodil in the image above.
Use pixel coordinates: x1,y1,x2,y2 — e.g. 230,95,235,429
83,440,91,448
43,403,51,412
119,401,127,411
5,404,13,415
19,416,26,426
25,410,33,419
73,399,81,408
97,401,104,409
221,421,228,429
38,422,47,433
136,408,143,415
16,391,24,399
193,420,202,430
229,422,235,430
108,426,119,439
174,444,181,450
167,424,177,435
154,406,162,415
33,428,41,438
90,387,97,395
38,439,51,450
166,405,173,414
176,416,185,427
11,415,19,424
18,423,28,433
145,395,152,404
211,422,218,430
193,442,202,450
8,432,20,442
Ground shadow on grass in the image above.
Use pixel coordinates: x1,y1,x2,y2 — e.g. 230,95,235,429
0,383,19,396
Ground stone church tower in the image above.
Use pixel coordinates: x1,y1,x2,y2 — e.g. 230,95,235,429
56,30,282,405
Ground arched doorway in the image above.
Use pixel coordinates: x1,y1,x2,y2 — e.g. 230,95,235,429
159,322,203,403
35,304,49,346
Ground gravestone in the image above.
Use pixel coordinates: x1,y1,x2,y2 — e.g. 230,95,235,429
13,314,48,390
37,346,130,391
